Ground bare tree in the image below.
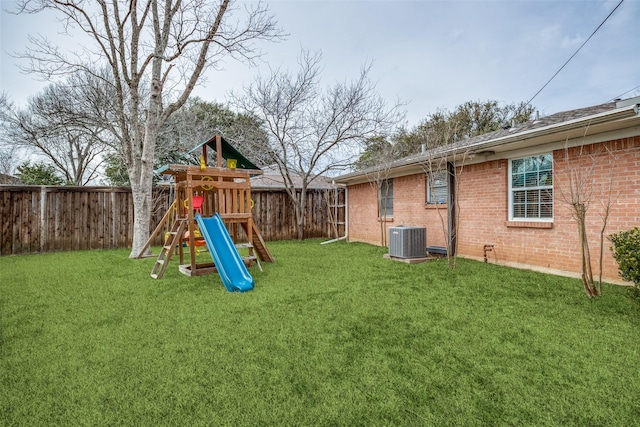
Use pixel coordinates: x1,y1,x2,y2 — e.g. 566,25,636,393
14,0,282,256
557,134,618,298
361,137,396,247
443,149,469,269
234,49,404,239
0,94,20,180
416,118,470,269
4,74,111,185
422,148,468,270
0,92,9,122
0,146,21,183
596,149,618,291
421,152,451,262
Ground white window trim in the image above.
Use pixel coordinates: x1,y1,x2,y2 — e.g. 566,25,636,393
508,154,554,222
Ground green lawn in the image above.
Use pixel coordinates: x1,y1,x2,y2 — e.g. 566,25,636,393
1,240,639,426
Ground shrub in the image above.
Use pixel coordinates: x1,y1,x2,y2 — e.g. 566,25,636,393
609,227,640,296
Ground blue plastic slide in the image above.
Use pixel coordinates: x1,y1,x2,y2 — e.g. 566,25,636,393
195,213,254,292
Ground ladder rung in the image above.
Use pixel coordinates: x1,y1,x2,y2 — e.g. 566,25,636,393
150,218,186,280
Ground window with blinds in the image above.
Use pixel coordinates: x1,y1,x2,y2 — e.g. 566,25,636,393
426,170,448,204
509,154,553,220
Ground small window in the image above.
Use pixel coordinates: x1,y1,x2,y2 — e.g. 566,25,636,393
426,170,448,204
379,179,393,217
509,154,553,220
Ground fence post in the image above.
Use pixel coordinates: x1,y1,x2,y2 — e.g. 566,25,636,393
111,189,117,249
40,187,46,252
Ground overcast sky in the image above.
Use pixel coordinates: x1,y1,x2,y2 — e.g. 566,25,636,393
1,0,639,128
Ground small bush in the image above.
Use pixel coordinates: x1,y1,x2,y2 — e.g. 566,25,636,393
609,227,640,295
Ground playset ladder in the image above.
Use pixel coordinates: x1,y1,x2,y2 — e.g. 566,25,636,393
150,218,187,279
136,200,176,259
241,222,274,263
235,242,262,272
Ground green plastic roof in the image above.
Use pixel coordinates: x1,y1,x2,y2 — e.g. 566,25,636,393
155,134,261,175
188,134,260,171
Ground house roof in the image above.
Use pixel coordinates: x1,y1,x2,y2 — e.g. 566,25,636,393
335,96,640,185
251,169,334,190
0,174,22,185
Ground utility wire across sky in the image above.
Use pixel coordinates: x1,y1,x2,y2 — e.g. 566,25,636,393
526,0,625,107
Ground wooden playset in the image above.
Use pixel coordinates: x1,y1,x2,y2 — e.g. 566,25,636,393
139,134,274,279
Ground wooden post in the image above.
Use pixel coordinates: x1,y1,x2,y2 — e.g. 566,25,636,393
246,186,253,246
178,185,185,266
216,135,223,168
202,144,208,167
187,173,196,271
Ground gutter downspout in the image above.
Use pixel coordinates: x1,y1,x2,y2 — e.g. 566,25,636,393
345,185,348,240
321,236,347,245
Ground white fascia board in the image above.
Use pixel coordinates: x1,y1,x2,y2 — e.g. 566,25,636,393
495,125,640,161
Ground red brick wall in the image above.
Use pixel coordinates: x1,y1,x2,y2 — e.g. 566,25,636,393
347,174,449,248
346,136,640,283
348,182,385,246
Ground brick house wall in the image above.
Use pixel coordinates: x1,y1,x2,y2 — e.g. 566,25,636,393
346,136,639,284
346,176,450,249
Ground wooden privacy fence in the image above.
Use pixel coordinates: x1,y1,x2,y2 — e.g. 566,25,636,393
1,186,159,255
0,185,341,256
239,188,344,242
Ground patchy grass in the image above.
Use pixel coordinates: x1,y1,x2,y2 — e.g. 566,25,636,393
1,240,639,426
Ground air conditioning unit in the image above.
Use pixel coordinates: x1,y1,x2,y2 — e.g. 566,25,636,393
389,226,426,258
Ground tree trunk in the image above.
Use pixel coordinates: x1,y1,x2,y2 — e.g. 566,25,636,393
130,178,153,258
295,189,307,240
597,203,612,296
598,224,605,296
127,53,164,258
576,205,597,298
377,182,384,246
128,126,158,258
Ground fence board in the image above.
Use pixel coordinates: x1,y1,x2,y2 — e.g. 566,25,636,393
1,185,341,255
1,190,11,254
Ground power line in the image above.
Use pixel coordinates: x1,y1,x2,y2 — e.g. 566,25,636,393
526,0,625,106
611,84,640,101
